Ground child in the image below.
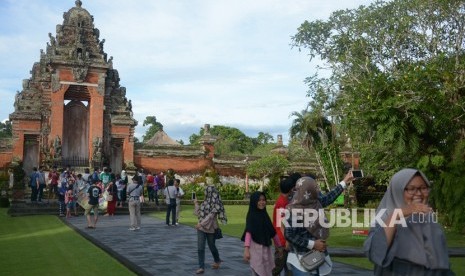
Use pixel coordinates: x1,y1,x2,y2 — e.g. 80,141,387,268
116,174,125,207
57,180,67,217
241,191,283,276
65,188,76,218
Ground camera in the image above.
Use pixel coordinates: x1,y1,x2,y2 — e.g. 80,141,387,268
352,170,364,178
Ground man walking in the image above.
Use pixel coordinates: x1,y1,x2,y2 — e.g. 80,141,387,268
29,167,39,202
85,179,102,229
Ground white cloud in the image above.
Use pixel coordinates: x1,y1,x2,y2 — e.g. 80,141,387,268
0,0,376,143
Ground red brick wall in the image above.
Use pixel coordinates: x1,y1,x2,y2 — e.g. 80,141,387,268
12,120,41,158
111,125,133,164
134,155,213,174
0,152,12,169
134,154,250,177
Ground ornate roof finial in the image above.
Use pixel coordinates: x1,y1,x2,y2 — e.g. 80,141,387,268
75,0,82,8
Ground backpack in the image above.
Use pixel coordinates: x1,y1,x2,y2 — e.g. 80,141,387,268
38,172,46,185
91,172,99,183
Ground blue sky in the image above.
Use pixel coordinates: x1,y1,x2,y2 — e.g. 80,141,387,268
0,0,375,144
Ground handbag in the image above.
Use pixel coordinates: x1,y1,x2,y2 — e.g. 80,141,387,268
214,228,223,239
168,187,177,206
295,248,325,271
169,198,177,206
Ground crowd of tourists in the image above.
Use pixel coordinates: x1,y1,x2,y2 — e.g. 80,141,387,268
27,166,455,275
28,166,182,223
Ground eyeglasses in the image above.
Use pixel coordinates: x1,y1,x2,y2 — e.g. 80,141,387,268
404,186,430,195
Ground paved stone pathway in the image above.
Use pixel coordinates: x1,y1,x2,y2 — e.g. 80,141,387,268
64,214,372,276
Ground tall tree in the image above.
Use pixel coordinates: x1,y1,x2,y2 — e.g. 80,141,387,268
142,116,163,143
0,120,12,138
293,0,465,229
247,154,290,191
189,125,255,155
289,109,340,189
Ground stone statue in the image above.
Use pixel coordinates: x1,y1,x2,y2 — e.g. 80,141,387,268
92,137,103,162
53,136,62,158
48,33,56,46
99,39,105,53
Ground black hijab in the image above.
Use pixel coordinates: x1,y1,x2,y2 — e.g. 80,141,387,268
241,191,276,246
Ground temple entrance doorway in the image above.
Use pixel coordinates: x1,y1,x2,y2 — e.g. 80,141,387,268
23,134,39,174
62,86,90,167
110,138,124,173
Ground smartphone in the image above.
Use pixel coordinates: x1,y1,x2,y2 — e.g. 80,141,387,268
191,192,196,200
352,170,364,178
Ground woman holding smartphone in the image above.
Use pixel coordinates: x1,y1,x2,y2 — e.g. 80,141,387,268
193,185,227,274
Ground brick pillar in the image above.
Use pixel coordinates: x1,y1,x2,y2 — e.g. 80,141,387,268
87,87,104,157
49,84,68,142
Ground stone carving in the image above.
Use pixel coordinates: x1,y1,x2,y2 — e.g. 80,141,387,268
48,33,56,46
9,1,138,171
92,137,103,163
93,28,100,40
72,66,88,82
51,72,60,92
99,39,105,53
53,136,62,159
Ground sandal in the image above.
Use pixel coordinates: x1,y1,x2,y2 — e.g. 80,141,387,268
195,268,204,274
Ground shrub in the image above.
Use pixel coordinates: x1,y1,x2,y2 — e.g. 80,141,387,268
0,197,10,208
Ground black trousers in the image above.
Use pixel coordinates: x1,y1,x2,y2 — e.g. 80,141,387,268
166,201,176,225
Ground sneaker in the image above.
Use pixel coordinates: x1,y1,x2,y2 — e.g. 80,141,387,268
135,227,141,230
129,227,136,231
175,223,179,226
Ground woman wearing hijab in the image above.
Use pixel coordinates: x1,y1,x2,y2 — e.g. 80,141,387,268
364,168,453,275
284,176,333,275
194,185,228,274
120,170,128,206
242,191,283,276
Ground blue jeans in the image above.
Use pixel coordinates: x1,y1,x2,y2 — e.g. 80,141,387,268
166,201,176,225
30,185,38,202
197,230,220,269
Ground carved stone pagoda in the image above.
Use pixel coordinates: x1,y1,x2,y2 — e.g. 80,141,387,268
9,0,137,173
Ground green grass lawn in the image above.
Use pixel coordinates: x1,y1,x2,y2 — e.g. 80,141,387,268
153,204,465,274
0,209,134,276
1,203,463,275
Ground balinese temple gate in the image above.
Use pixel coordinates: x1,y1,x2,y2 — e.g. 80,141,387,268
9,0,137,173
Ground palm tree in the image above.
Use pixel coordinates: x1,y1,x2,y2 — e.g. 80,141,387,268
289,109,337,189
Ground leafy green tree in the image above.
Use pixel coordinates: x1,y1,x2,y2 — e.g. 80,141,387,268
253,132,274,146
252,143,277,157
292,0,465,229
0,120,12,138
142,116,163,143
247,154,290,192
189,125,256,155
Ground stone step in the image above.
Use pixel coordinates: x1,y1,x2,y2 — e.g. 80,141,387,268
8,201,167,216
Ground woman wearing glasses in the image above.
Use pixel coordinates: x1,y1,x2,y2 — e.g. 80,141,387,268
364,168,453,275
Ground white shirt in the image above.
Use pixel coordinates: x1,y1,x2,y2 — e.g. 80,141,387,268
164,186,178,204
176,187,184,204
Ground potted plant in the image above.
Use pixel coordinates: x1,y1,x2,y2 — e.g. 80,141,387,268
10,159,26,202
0,170,10,207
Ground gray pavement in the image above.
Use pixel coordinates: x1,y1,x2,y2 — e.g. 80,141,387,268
63,214,373,276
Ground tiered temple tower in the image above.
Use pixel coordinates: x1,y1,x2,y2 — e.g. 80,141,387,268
9,0,137,173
